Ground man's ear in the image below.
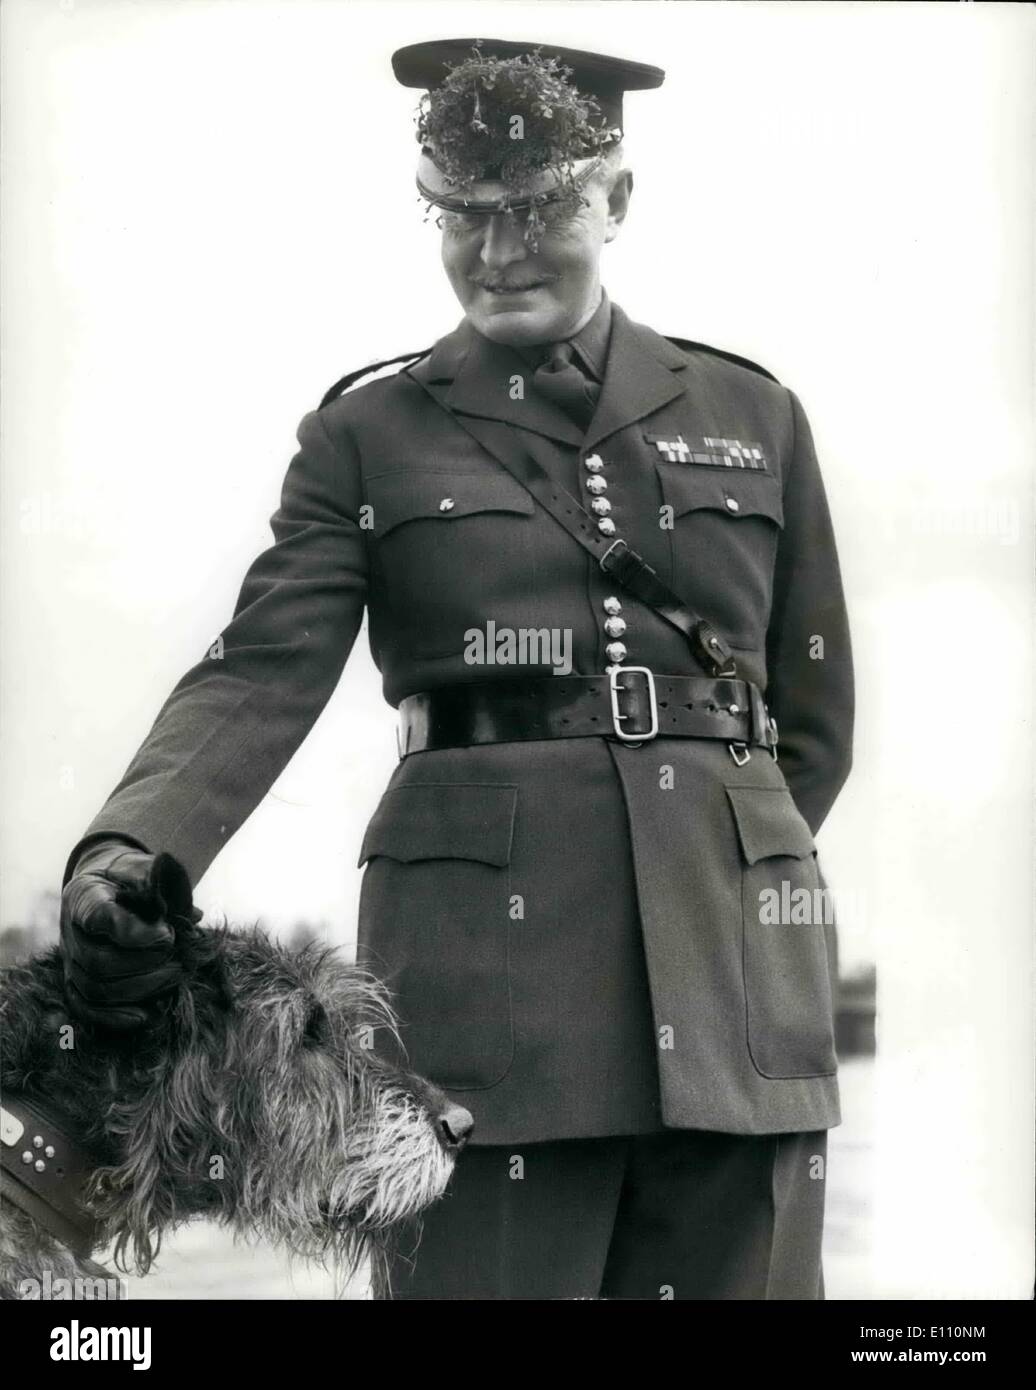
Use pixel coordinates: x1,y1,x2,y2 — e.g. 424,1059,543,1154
604,169,633,244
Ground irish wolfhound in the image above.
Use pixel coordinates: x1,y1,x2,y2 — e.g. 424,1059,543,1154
0,859,471,1300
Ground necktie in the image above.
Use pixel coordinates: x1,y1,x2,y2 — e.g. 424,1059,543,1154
532,341,600,430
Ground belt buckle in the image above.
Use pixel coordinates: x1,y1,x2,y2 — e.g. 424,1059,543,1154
599,537,629,574
609,666,659,744
768,715,779,762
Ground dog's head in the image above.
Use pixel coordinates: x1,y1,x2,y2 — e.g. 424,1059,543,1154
2,865,471,1279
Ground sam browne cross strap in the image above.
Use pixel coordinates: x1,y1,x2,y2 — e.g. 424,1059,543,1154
320,358,739,679
407,379,740,680
399,392,778,758
319,361,777,756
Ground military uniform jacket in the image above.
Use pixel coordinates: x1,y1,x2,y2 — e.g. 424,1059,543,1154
74,302,854,1144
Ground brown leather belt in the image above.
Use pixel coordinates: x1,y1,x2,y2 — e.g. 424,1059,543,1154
397,669,778,758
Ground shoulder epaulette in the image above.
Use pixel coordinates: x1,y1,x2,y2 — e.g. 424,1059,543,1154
664,336,779,384
319,349,432,409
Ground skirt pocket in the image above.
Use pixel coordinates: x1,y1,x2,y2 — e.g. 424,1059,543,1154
357,781,518,1090
726,786,838,1080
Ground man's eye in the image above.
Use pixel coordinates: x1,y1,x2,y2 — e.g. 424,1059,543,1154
539,204,578,230
441,211,488,233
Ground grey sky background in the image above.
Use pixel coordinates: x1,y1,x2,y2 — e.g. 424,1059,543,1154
2,0,1033,1296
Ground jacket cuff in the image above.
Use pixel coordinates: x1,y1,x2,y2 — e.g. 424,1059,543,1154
61,831,151,890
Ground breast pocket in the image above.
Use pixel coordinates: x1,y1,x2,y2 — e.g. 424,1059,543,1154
357,782,518,1090
658,465,784,649
725,786,837,1080
366,470,536,659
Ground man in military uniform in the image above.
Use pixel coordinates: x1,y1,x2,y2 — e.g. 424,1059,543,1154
59,38,853,1299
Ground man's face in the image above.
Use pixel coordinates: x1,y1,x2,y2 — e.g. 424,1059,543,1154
439,167,632,347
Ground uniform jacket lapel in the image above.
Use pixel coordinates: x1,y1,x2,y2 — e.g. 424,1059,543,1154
413,319,586,447
583,303,689,450
409,302,691,452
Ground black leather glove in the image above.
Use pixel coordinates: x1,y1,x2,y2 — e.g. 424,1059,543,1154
60,839,200,1032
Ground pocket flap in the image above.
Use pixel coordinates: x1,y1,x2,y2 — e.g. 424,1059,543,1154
366,471,535,536
726,787,815,864
657,463,784,526
358,783,517,867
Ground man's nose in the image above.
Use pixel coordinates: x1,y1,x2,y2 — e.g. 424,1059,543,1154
479,214,527,269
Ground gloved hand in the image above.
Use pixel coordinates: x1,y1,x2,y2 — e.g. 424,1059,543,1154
60,839,200,1032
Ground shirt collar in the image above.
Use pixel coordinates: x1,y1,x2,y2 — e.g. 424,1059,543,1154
565,289,612,381
506,289,613,380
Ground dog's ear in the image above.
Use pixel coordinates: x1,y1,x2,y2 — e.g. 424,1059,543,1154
147,852,202,940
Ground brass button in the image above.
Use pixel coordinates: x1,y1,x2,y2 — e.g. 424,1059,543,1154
590,497,612,516
34,1159,46,1173
44,1145,55,1158
439,497,455,512
724,496,740,513
597,518,617,537
603,596,622,615
605,641,628,663
584,454,605,473
604,616,627,638
586,476,607,495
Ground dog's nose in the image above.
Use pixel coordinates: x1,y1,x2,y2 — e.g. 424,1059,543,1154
436,1102,474,1152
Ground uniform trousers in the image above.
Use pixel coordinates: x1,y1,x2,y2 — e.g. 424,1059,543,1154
376,1128,828,1300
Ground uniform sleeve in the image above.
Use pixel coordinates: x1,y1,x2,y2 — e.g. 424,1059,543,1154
764,389,854,834
64,408,368,887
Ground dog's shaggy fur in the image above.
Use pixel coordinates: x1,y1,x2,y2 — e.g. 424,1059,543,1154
0,925,466,1298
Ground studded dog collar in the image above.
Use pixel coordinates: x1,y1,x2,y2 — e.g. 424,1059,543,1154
1,1094,102,1260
